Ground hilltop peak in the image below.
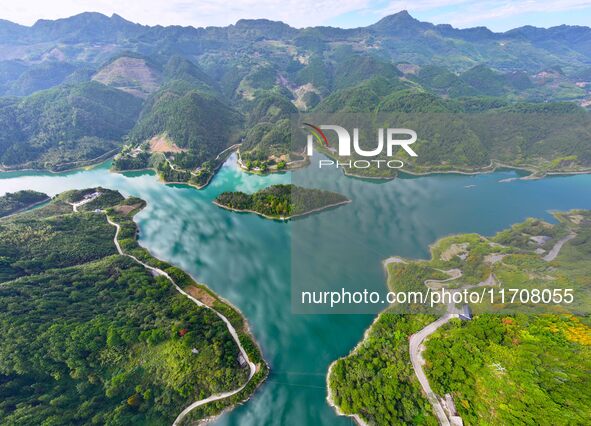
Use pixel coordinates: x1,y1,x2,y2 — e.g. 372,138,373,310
28,11,144,43
376,10,419,23
369,10,429,33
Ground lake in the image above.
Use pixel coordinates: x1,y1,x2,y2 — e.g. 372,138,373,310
2,154,591,425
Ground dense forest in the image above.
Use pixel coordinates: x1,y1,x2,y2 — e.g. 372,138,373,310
0,190,49,217
424,314,591,425
329,313,438,425
0,82,142,170
330,211,591,425
1,11,591,179
0,188,266,425
214,184,349,219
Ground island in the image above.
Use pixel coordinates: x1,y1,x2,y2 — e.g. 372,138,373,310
0,188,267,425
0,190,50,218
213,184,350,220
328,211,591,425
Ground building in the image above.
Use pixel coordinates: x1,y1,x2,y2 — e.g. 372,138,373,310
459,304,472,321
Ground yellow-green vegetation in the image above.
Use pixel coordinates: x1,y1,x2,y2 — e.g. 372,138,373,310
329,313,438,425
0,188,266,425
424,314,591,425
387,211,591,314
214,184,349,219
330,211,591,425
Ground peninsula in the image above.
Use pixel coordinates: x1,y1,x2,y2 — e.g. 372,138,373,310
0,188,267,425
328,210,591,425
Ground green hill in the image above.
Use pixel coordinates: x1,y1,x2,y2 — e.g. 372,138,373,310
310,90,591,177
0,81,142,171
0,188,265,424
214,184,349,219
0,190,49,218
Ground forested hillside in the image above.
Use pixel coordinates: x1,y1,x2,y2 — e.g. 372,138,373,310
425,314,591,425
1,11,591,178
0,189,263,424
0,82,142,170
303,90,591,178
0,190,49,217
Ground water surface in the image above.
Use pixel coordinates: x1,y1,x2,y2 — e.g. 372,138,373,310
2,155,591,425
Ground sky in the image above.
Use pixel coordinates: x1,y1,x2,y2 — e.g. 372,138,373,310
1,0,591,32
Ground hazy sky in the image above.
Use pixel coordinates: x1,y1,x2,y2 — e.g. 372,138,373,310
2,0,591,31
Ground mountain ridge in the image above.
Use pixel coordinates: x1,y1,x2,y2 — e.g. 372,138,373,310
1,10,590,40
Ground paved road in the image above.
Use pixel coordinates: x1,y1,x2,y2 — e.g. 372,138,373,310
543,233,576,262
409,230,576,426
409,314,456,426
104,215,257,426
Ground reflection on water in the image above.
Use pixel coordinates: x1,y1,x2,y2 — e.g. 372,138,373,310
2,154,591,425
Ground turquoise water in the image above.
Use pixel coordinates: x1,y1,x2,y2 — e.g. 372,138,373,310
2,155,591,425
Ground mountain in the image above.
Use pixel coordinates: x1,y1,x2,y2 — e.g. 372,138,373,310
92,54,162,98
368,10,434,35
28,12,145,43
1,11,591,70
0,81,143,170
0,10,591,176
111,55,242,186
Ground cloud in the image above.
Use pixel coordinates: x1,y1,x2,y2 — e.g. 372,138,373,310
382,0,591,28
0,0,371,28
2,0,590,30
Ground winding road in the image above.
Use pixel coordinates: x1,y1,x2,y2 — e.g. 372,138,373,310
410,230,577,425
409,314,456,426
543,233,576,262
105,216,257,426
70,199,257,425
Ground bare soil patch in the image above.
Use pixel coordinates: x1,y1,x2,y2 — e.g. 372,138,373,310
149,135,186,153
186,285,217,307
113,203,142,215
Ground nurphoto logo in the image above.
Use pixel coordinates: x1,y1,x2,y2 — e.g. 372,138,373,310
303,122,417,170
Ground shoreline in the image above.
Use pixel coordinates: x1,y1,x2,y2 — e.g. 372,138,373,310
326,256,409,425
0,149,119,174
303,152,591,181
326,255,445,426
212,199,351,221
401,160,591,180
0,196,51,219
100,201,268,425
325,315,382,426
235,148,309,175
4,144,591,183
113,144,240,190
